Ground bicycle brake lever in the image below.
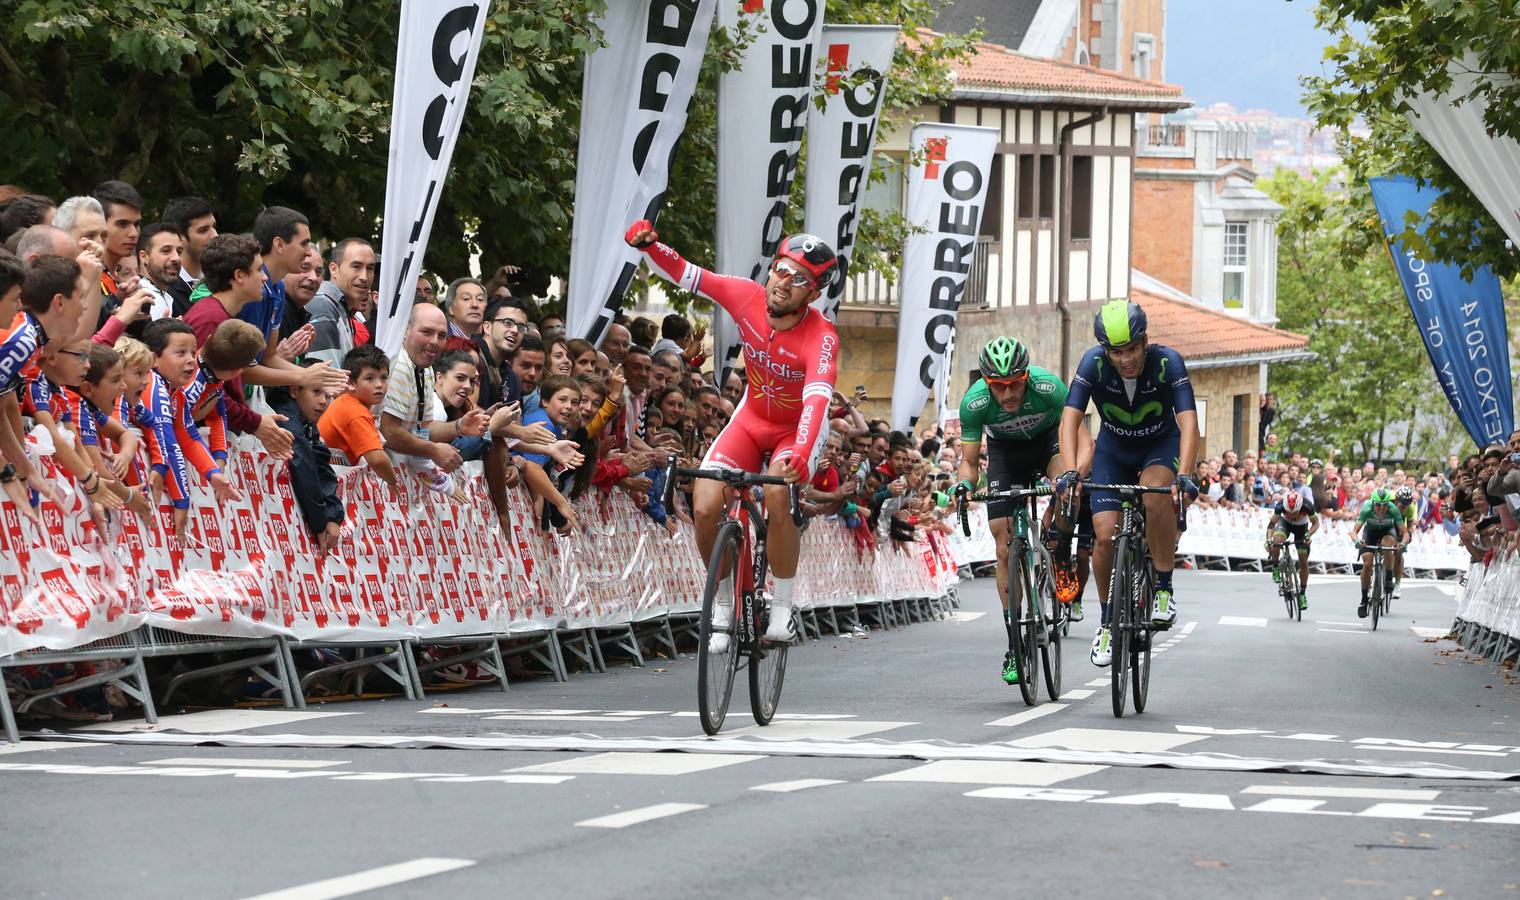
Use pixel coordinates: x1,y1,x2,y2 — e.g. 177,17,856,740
789,484,803,528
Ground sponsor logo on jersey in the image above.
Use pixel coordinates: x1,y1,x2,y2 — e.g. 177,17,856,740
1031,379,1056,395
966,393,990,411
1101,400,1164,426
989,413,1049,435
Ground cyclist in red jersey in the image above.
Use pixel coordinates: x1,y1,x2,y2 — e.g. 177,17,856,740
625,220,839,647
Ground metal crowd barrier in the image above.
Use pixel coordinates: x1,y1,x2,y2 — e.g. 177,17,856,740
1453,558,1520,667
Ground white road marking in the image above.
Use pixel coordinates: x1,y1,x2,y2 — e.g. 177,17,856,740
1218,616,1267,627
1314,620,1363,627
1411,627,1450,639
0,741,108,756
773,714,858,720
985,704,1068,728
238,857,474,900
486,714,641,722
725,720,913,741
1086,678,1110,687
750,778,845,793
1318,629,1367,634
967,788,1520,825
948,611,987,622
1061,689,1095,700
76,709,353,734
1242,785,1442,801
507,752,759,776
1355,745,1508,758
575,803,706,829
1010,728,1207,753
1181,621,1198,634
869,759,1105,786
147,757,347,769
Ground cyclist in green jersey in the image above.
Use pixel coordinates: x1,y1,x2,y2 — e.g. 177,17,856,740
1392,485,1417,597
1349,487,1408,618
956,337,1093,685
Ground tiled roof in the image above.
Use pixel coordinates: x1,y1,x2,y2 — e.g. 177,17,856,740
1131,288,1310,362
944,35,1188,105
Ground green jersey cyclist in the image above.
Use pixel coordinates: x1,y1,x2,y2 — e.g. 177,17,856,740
955,337,1093,685
1055,300,1201,668
1349,487,1408,618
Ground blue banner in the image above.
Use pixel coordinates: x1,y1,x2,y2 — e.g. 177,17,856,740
1369,176,1513,448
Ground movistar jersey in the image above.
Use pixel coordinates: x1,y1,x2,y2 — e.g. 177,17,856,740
959,366,1068,444
1357,501,1405,531
1066,344,1195,442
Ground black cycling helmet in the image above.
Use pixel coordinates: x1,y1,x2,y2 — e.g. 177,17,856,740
1095,299,1148,349
1395,486,1414,504
775,234,839,287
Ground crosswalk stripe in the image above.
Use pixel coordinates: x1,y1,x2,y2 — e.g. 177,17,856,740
576,803,706,829
986,704,1068,728
750,779,845,793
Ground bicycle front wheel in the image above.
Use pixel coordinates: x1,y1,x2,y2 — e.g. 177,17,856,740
1014,540,1039,706
1109,537,1131,718
1131,561,1153,714
1280,552,1297,620
1370,556,1383,632
698,522,743,735
749,545,787,725
1036,549,1062,701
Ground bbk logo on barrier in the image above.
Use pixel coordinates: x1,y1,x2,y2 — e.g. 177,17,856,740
918,150,984,390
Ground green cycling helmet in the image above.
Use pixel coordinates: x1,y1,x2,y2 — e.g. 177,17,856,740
1370,488,1393,505
978,336,1029,379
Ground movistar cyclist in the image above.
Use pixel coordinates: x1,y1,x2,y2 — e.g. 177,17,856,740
956,337,1093,685
1351,487,1407,617
1056,300,1200,668
1266,488,1318,611
1393,485,1417,597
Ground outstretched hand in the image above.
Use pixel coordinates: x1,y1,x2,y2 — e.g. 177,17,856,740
623,220,658,249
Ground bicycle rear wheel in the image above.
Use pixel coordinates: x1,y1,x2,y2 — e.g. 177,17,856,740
1369,555,1382,632
698,522,742,735
1013,540,1039,706
1036,550,1062,701
1131,560,1153,714
1280,549,1297,619
1109,537,1131,718
749,545,787,725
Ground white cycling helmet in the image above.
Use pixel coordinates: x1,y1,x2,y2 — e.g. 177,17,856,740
1283,491,1303,515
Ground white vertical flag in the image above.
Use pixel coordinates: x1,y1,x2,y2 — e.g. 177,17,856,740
891,123,1000,432
566,0,718,346
802,24,898,321
375,0,492,359
712,0,826,387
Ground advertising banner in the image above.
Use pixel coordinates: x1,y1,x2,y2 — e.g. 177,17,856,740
375,0,492,359
1369,176,1513,447
802,24,898,321
566,0,718,346
890,123,1000,431
712,0,826,386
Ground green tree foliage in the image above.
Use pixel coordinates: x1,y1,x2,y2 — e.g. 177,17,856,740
1304,0,1520,280
1261,167,1465,464
1,0,975,308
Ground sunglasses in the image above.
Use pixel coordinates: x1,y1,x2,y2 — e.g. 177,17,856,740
984,371,1028,387
772,259,816,289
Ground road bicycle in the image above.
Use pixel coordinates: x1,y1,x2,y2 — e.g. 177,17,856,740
1083,483,1185,718
958,484,1066,706
663,459,802,735
1274,539,1303,622
1359,542,1396,632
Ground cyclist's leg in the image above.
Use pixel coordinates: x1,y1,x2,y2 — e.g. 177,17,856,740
697,411,767,649
1087,436,1131,618
1074,493,1094,606
983,443,1020,611
764,423,826,640
1295,526,1311,595
1267,526,1285,572
1139,434,1182,625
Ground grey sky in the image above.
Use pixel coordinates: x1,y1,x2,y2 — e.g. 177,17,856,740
1164,0,1340,117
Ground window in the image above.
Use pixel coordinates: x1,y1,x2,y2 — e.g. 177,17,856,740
1195,398,1208,438
1222,221,1248,309
1017,154,1036,220
981,154,1004,240
862,153,904,217
1038,154,1055,219
1133,34,1156,80
1070,156,1093,241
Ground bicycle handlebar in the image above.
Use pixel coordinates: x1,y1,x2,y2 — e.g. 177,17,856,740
956,483,1061,537
1082,482,1188,533
662,456,804,527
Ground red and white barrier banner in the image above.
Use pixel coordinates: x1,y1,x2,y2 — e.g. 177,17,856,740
1456,559,1519,641
374,0,492,358
803,23,898,322
712,0,826,387
890,122,1000,431
567,0,718,346
1,448,954,657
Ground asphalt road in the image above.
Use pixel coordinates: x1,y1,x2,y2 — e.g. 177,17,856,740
4,569,1518,900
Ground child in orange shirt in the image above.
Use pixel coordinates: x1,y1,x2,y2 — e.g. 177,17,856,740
318,344,399,490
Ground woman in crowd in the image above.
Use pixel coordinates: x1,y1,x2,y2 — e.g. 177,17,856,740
433,348,489,464
546,336,573,377
567,338,598,376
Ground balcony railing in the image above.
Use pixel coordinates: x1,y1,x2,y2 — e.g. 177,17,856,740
841,236,997,311
1146,123,1187,148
